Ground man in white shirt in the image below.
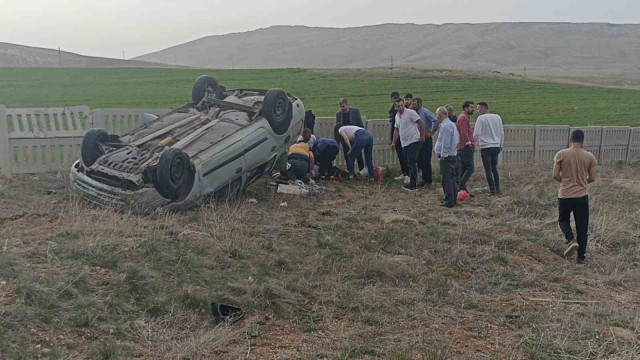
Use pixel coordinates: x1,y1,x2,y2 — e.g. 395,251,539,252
473,102,504,195
390,98,425,191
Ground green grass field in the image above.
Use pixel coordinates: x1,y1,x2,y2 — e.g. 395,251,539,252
0,67,638,126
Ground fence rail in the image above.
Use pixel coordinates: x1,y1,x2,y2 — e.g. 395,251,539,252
0,105,638,177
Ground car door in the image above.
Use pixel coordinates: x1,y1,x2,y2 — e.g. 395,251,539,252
198,137,245,200
243,127,279,188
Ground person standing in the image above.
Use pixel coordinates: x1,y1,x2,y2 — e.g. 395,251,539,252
445,104,458,123
304,110,316,133
456,101,475,193
336,98,365,171
473,102,504,195
312,137,340,179
389,92,408,181
553,130,597,264
335,125,376,181
391,98,425,191
411,98,439,187
435,106,459,208
403,93,413,109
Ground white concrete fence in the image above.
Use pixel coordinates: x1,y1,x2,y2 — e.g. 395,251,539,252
0,105,638,177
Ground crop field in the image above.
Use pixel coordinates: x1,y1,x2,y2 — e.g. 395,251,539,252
0,67,639,126
1,162,640,359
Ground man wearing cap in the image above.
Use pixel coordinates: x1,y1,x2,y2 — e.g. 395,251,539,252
391,98,425,191
553,129,597,265
411,98,438,187
456,101,475,193
336,98,365,171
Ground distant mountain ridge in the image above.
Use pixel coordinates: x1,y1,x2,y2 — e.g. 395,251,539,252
134,23,640,75
0,42,164,68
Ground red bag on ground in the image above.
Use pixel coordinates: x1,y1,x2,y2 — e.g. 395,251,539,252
457,189,470,202
373,167,383,182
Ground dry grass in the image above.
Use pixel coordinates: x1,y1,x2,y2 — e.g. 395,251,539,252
1,161,639,359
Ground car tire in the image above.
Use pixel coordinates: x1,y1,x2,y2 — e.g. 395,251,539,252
192,75,220,104
81,129,109,167
155,148,195,201
262,89,292,135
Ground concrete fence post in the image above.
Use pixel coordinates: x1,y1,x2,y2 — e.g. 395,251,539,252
0,105,11,177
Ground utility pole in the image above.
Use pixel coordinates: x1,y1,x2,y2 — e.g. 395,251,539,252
390,55,393,69
122,51,125,60
524,66,527,78
58,47,62,67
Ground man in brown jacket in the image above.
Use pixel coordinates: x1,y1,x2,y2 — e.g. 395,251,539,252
553,130,597,264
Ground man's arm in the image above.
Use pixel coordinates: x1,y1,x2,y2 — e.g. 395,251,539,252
340,132,352,152
553,163,562,182
473,117,482,145
309,151,315,176
417,119,425,143
335,112,341,125
440,125,452,155
391,128,400,149
587,158,596,183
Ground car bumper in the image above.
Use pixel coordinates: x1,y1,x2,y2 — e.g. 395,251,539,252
70,160,170,213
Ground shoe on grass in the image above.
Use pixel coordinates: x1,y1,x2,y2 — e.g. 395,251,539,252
402,185,417,192
394,174,406,180
576,258,586,265
563,240,579,258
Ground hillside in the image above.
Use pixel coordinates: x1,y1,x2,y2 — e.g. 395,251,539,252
0,42,166,68
134,23,640,75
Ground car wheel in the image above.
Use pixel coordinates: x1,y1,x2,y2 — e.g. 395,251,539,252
155,148,195,201
262,89,292,135
81,129,109,167
192,75,220,104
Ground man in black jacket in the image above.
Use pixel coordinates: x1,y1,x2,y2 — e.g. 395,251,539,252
304,110,316,133
336,98,365,171
389,92,407,180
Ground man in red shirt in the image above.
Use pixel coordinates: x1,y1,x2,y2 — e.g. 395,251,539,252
456,101,475,193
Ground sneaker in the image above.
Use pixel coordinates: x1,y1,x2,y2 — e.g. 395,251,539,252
402,185,417,192
404,176,410,184
563,240,579,258
576,258,586,265
417,181,430,188
394,174,406,180
440,203,454,208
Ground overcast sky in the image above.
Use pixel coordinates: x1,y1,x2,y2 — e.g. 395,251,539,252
1,0,638,59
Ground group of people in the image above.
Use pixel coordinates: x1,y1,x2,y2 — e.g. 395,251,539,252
387,92,504,207
286,95,597,264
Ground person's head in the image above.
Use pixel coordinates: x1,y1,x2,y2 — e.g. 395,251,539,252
462,101,475,115
339,98,350,113
390,91,400,101
476,102,489,115
302,128,312,142
394,98,405,113
445,104,455,117
404,93,413,107
436,106,448,123
411,97,423,111
570,129,585,146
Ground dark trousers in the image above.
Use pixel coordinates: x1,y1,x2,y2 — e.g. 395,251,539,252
343,142,364,171
287,156,310,183
391,128,407,175
457,146,475,191
318,145,339,177
348,130,375,176
559,196,589,260
440,156,457,206
417,137,433,184
403,141,420,188
480,147,501,192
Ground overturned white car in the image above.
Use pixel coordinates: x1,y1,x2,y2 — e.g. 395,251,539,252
71,76,304,212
